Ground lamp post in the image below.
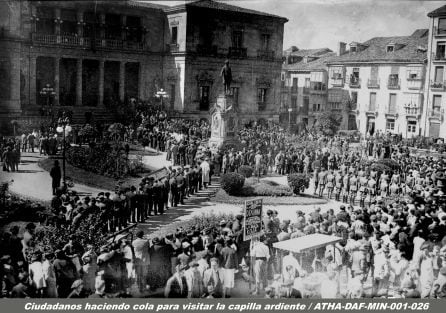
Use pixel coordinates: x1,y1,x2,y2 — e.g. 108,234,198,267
155,88,169,111
288,107,293,130
56,115,72,186
39,84,56,121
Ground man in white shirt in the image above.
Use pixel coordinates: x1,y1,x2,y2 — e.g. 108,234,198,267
250,236,270,295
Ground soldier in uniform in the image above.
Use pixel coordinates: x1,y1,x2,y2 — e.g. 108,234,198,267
335,171,343,201
169,170,179,208
349,173,358,206
318,168,327,197
326,170,335,199
176,168,185,205
342,173,350,203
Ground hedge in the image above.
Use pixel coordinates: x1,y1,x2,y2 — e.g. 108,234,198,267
220,173,245,196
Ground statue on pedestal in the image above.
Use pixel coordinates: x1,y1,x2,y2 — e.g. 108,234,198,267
220,60,232,95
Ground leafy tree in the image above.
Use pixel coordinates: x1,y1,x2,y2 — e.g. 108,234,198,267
315,112,342,136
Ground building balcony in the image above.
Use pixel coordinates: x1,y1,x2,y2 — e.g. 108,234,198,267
167,43,180,53
404,105,421,118
280,86,290,93
387,78,401,89
330,77,344,87
433,52,446,61
429,109,443,120
228,47,247,59
31,33,149,51
407,78,423,90
367,78,380,89
430,80,446,91
196,44,218,56
433,27,446,37
310,82,327,94
349,78,361,88
257,49,275,61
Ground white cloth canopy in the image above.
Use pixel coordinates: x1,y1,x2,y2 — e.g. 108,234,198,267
273,234,343,254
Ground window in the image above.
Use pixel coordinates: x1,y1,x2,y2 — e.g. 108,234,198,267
261,34,270,50
433,95,442,112
407,67,422,80
369,92,376,111
312,103,316,111
292,78,298,92
407,121,417,133
303,96,309,111
232,31,243,48
351,91,358,104
434,66,444,83
105,14,121,39
199,86,210,111
350,46,357,53
330,67,344,79
386,45,394,52
389,93,397,113
436,42,446,59
171,26,178,44
304,78,310,88
386,119,395,131
291,96,297,108
60,9,77,36
439,18,446,35
36,7,55,34
312,82,325,91
230,87,239,107
257,88,267,110
317,103,321,111
170,84,175,110
350,68,360,84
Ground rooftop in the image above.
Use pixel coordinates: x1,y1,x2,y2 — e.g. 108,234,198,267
166,0,288,22
283,49,336,71
326,29,428,64
428,5,446,18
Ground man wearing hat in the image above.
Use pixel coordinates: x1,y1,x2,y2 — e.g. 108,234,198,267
165,264,188,298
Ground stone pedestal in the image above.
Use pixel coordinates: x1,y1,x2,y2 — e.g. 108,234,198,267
209,94,240,151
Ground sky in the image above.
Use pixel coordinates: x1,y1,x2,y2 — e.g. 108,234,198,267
143,0,443,51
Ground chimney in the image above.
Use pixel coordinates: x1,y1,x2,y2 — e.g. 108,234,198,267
338,42,346,56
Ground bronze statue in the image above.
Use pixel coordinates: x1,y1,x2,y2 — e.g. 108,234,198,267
220,60,232,95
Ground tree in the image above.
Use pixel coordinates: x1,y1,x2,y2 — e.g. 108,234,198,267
108,123,125,142
315,112,342,136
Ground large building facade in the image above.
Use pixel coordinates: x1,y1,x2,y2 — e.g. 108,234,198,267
0,0,286,129
326,31,428,138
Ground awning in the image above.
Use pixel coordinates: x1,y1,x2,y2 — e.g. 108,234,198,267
273,234,343,253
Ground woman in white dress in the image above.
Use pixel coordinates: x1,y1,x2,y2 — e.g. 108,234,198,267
29,251,47,297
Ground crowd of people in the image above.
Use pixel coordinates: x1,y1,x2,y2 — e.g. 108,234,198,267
1,110,446,299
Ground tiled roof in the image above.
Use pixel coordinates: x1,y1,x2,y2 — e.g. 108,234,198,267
326,30,428,64
428,5,446,17
168,0,288,21
285,48,332,57
283,51,337,71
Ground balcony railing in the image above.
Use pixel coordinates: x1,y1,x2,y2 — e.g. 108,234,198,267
167,43,179,53
429,109,443,119
228,47,247,59
367,78,380,89
349,77,361,88
407,78,423,90
404,106,421,116
433,27,446,36
31,33,148,51
257,49,275,61
196,44,218,56
434,52,446,61
331,77,344,87
430,80,446,91
310,82,327,93
387,78,401,89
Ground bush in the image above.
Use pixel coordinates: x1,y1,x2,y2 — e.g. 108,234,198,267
220,173,245,195
287,173,310,195
239,178,293,197
238,165,254,178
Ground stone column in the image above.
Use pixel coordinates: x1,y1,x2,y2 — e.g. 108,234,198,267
119,61,125,102
98,59,104,106
54,57,60,106
138,62,143,100
10,51,21,112
29,56,37,106
55,8,61,43
76,59,82,106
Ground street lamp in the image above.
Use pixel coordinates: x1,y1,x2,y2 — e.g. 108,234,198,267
155,88,169,110
39,84,56,120
56,115,72,186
